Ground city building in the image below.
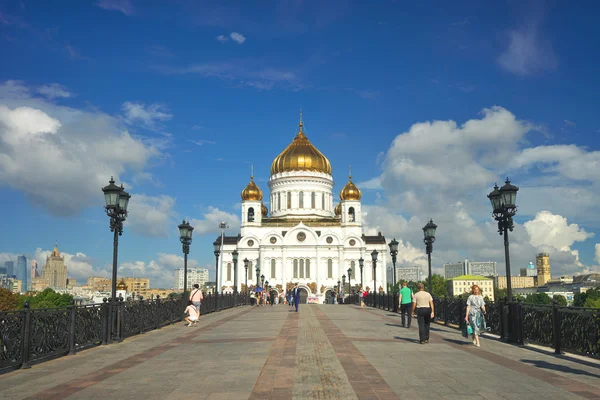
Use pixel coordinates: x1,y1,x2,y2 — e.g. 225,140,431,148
447,275,494,301
16,255,27,291
5,261,14,277
444,261,466,279
123,277,150,294
66,278,78,288
495,276,536,290
520,262,537,277
395,266,422,283
213,114,388,303
174,268,209,290
31,260,40,280
536,253,552,286
467,260,497,277
42,243,68,289
86,277,112,291
12,279,22,293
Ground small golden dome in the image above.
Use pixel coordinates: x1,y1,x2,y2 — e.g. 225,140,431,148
270,111,332,176
340,175,362,201
261,202,268,216
241,176,263,201
334,202,342,216
117,278,128,291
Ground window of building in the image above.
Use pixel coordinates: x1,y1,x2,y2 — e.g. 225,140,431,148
305,259,310,278
293,259,298,278
227,263,232,281
287,192,292,209
299,259,305,278
348,207,355,222
299,191,304,208
328,259,333,278
248,207,255,222
311,192,315,208
271,259,276,278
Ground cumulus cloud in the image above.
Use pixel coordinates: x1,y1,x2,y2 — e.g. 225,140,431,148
216,35,228,43
96,0,134,16
122,101,172,130
190,206,240,237
37,84,73,99
34,247,108,284
125,194,176,237
119,253,206,288
230,32,246,44
0,81,160,215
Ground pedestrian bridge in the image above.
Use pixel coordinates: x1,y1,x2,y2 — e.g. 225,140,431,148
1,304,599,400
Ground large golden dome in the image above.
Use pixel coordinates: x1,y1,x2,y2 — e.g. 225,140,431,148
241,176,263,201
334,202,342,216
270,112,332,176
261,202,268,216
340,175,362,201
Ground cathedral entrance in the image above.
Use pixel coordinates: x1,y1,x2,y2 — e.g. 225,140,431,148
299,288,309,304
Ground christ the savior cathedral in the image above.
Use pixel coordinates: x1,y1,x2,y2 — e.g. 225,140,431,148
214,113,388,303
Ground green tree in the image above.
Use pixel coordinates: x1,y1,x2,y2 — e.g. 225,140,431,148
423,274,448,298
573,292,587,307
572,288,600,308
494,287,507,300
553,294,568,306
18,288,74,309
0,288,19,311
523,292,552,305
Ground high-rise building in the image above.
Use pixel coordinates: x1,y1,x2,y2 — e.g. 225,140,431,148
444,261,466,279
467,261,496,277
5,261,14,277
17,255,27,291
520,261,537,278
175,268,209,290
536,253,551,286
42,243,68,289
395,266,422,283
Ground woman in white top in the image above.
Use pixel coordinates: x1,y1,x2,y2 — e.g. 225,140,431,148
465,285,486,347
184,300,199,327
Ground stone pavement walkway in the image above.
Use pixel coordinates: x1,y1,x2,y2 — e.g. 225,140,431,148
1,304,600,399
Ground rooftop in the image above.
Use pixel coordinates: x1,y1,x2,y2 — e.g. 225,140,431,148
448,274,492,281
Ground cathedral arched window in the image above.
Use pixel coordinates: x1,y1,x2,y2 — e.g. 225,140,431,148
350,261,356,279
311,192,316,208
287,192,292,209
293,259,298,278
227,263,232,281
248,261,253,280
348,207,355,222
277,193,281,210
299,259,304,278
248,207,255,222
327,259,333,278
305,259,310,278
299,191,304,208
271,259,276,278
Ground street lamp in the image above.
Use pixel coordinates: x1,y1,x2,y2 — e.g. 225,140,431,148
488,178,519,301
261,274,265,288
232,250,239,305
255,265,260,289
337,280,341,303
359,257,364,289
178,219,194,306
388,238,399,312
216,222,228,294
243,258,249,294
423,219,437,294
102,177,130,342
213,240,220,309
347,268,352,295
342,275,346,297
371,250,378,306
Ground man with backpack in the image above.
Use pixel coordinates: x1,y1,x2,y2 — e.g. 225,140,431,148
398,281,414,328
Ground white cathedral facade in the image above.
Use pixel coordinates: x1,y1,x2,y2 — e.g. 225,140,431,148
215,114,388,303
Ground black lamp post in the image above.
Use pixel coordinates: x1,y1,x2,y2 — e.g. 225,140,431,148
488,178,519,301
213,241,220,308
178,219,194,307
342,275,346,297
371,250,378,306
423,220,437,294
232,250,239,305
358,257,364,289
243,258,249,294
255,266,260,289
347,268,352,294
102,177,130,342
388,238,399,312
261,274,265,288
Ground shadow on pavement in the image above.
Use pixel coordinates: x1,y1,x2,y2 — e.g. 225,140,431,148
521,359,600,378
385,323,406,328
393,336,420,344
443,338,472,346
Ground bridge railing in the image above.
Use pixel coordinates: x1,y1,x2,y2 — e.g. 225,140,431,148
0,293,250,374
344,292,599,358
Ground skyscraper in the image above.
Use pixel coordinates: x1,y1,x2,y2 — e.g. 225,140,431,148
17,255,27,291
42,243,67,289
536,253,551,286
5,261,14,277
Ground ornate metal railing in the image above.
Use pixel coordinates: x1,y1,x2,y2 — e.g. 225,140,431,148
521,304,554,347
0,292,249,374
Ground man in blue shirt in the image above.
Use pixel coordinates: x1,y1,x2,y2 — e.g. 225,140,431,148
398,281,414,328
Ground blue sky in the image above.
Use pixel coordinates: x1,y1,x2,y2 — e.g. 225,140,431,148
1,0,600,287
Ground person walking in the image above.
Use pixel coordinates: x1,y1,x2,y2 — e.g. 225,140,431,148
412,283,434,344
465,284,486,347
189,284,203,319
398,282,414,328
359,287,365,308
331,291,336,305
293,283,300,312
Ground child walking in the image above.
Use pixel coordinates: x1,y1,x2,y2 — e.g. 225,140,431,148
184,300,199,327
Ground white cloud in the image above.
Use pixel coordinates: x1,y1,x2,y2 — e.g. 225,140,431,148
34,248,107,284
0,81,160,215
190,206,240,237
96,0,134,16
125,194,176,237
37,84,72,99
119,253,205,288
524,211,593,251
230,32,246,44
189,139,216,146
122,101,172,130
497,21,557,76
216,35,229,43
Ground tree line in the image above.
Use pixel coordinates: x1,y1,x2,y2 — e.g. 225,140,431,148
0,287,74,312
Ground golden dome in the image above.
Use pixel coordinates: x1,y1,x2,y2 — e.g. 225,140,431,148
340,175,362,201
241,176,263,201
270,111,332,176
334,202,342,216
117,278,128,291
261,202,268,216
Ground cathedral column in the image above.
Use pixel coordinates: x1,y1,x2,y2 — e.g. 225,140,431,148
337,245,344,284
281,246,287,294
315,245,320,297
